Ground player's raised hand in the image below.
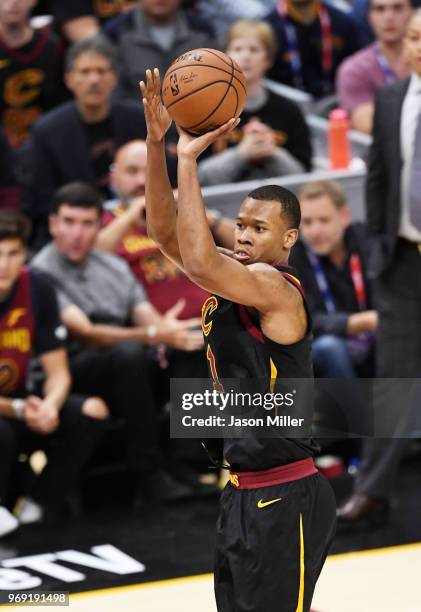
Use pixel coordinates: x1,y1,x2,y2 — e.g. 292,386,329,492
140,68,172,142
176,118,240,160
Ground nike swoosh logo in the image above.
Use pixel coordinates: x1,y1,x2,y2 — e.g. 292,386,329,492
257,498,282,509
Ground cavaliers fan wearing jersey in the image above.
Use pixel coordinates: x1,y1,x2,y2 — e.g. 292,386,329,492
142,69,336,612
0,211,106,539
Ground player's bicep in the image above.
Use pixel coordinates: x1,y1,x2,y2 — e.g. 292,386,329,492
189,255,277,310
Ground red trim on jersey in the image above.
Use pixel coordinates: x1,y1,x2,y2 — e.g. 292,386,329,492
229,457,317,489
282,272,305,297
238,304,264,344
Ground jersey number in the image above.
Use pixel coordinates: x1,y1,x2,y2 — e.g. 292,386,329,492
206,344,224,393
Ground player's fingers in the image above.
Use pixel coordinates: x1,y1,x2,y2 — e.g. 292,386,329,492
153,67,161,97
139,80,146,98
145,69,154,95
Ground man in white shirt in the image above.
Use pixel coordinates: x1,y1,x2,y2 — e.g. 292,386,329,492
337,10,421,525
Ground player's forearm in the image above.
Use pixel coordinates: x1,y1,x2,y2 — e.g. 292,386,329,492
177,155,219,276
146,139,177,245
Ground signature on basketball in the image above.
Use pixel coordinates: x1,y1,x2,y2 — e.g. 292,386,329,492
176,52,203,63
180,72,198,85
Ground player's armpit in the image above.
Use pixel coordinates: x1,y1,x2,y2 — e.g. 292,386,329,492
186,253,294,312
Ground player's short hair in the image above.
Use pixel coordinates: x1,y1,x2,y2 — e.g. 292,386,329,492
227,20,277,64
298,180,347,209
247,185,301,229
52,181,104,216
0,211,31,246
65,34,118,73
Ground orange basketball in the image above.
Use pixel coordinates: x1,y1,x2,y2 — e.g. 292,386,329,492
162,48,247,135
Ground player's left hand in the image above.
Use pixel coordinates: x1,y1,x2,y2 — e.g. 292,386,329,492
176,118,240,160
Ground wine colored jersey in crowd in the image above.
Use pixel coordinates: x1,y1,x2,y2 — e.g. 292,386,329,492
0,268,65,395
103,205,209,319
0,27,64,148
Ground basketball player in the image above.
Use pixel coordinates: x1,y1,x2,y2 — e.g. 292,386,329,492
141,68,336,612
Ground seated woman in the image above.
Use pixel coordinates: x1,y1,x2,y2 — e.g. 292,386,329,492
198,19,312,186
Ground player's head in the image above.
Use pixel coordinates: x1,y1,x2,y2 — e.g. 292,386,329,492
0,0,36,27
65,35,118,110
234,185,300,265
0,211,31,295
226,20,276,83
298,180,350,256
369,0,413,46
49,181,103,264
111,140,147,202
404,8,421,74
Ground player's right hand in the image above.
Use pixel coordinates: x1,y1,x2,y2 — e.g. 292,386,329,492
140,68,172,142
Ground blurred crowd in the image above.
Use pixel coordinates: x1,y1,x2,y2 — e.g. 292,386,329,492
0,0,421,538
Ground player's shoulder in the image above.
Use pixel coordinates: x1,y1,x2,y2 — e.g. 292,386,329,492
247,262,298,293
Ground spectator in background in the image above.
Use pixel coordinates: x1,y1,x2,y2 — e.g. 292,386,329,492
194,0,278,42
98,140,235,321
265,0,359,98
104,0,216,100
0,0,64,148
337,10,421,524
50,0,136,43
290,181,376,379
23,35,147,249
337,0,412,134
0,128,21,210
198,20,312,186
0,211,107,538
32,182,204,504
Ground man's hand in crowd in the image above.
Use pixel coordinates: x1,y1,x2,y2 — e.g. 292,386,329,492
24,396,60,434
156,299,204,351
238,118,277,162
347,310,378,336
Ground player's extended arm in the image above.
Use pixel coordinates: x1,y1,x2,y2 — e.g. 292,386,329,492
140,69,183,266
176,125,288,311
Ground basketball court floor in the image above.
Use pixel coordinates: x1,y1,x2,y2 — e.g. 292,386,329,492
0,454,420,611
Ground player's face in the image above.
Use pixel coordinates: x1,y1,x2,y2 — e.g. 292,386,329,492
299,195,349,256
369,0,412,45
111,142,147,200
234,198,297,264
0,0,36,25
49,205,101,264
65,52,117,109
227,34,271,83
139,0,180,20
0,239,25,296
404,14,421,74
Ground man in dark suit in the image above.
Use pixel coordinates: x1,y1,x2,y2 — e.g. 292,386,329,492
23,35,147,249
337,10,421,524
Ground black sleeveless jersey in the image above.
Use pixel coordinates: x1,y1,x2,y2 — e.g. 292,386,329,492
201,264,319,471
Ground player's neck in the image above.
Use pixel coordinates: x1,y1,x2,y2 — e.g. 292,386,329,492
0,21,33,48
287,1,319,24
76,101,110,124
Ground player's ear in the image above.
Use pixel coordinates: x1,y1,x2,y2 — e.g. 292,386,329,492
284,228,298,249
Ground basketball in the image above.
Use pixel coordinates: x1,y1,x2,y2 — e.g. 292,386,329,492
161,48,247,135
